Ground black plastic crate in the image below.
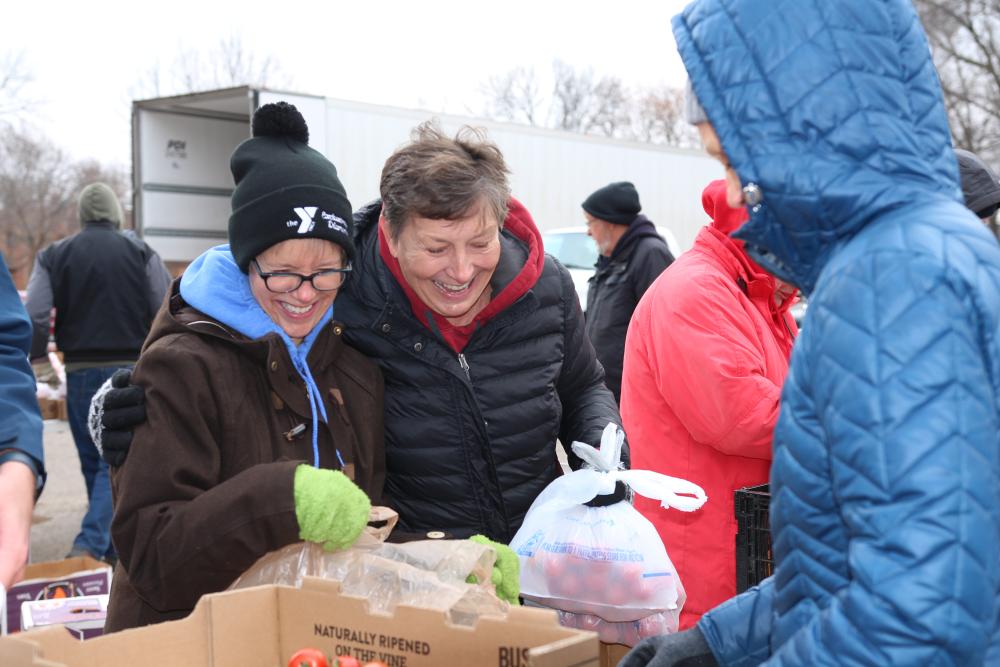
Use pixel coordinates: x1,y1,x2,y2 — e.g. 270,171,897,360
735,483,772,593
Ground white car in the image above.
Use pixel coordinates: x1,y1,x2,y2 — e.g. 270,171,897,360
542,226,682,311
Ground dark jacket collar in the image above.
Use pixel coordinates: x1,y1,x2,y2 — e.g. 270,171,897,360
597,214,661,269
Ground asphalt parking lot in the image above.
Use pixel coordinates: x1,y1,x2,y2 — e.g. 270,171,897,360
30,419,89,564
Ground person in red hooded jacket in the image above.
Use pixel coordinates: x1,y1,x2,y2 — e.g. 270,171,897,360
619,179,797,630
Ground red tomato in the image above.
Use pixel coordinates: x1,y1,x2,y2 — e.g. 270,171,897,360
619,563,643,590
542,555,561,580
582,570,606,601
558,572,584,601
288,648,329,667
638,614,667,639
606,582,630,606
333,657,362,667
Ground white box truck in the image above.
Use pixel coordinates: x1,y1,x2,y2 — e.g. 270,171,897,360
132,86,722,266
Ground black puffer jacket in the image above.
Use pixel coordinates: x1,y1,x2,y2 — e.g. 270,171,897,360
585,215,674,403
337,199,626,542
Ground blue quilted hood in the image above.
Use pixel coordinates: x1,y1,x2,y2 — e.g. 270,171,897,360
673,0,962,294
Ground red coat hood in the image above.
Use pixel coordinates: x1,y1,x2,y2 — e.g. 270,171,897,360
703,179,748,237
701,180,795,312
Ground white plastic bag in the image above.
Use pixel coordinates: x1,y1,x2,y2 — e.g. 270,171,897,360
511,423,706,625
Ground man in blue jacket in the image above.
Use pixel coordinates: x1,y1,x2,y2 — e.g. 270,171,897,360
625,0,1000,665
0,252,45,590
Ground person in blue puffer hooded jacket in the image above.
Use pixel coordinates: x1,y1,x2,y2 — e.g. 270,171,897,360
623,1,1000,666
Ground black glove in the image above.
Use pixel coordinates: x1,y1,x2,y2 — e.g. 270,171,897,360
620,627,719,667
100,368,146,467
584,480,630,507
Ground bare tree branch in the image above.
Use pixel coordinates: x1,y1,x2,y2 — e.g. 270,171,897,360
628,87,701,148
916,0,1000,161
0,127,129,285
0,50,38,120
480,61,695,148
131,35,291,100
480,67,542,126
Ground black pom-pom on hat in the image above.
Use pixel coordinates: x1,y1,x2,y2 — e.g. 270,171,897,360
251,101,309,144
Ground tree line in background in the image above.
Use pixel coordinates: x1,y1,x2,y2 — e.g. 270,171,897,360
0,53,130,287
0,4,997,289
0,37,286,288
915,0,999,237
480,60,701,148
916,0,1000,164
0,128,129,287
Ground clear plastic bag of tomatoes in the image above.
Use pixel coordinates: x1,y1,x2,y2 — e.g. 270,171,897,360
228,506,508,626
510,423,707,626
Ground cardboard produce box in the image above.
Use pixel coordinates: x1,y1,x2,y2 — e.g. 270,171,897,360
0,577,599,667
600,642,630,667
35,398,67,421
36,398,60,421
21,595,108,641
2,557,112,635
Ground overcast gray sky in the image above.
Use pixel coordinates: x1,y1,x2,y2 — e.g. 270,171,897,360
1,0,693,167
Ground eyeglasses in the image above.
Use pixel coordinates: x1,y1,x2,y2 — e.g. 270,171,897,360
252,259,351,293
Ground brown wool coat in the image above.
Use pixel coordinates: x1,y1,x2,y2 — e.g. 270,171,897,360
105,284,384,632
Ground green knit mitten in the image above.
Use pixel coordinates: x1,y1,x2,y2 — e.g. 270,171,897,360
294,465,371,552
467,534,521,605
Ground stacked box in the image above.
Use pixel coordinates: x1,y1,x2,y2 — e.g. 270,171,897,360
734,484,772,593
2,557,112,636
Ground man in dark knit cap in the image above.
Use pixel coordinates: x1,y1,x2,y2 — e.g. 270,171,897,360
24,183,170,564
955,148,1000,238
582,181,674,403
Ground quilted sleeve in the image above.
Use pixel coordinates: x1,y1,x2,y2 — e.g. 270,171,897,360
0,253,44,472
698,577,776,667
767,251,1000,666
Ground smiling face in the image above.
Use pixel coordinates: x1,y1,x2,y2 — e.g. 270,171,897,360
698,122,745,209
382,203,501,327
248,238,345,342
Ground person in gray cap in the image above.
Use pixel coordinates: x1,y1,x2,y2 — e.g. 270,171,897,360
24,182,170,565
955,148,1000,233
582,181,674,403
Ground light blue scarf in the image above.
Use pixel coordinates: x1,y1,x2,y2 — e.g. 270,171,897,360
180,244,341,469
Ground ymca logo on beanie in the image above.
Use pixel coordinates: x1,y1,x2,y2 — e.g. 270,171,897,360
228,101,355,272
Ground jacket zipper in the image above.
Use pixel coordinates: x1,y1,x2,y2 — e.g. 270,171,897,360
454,350,509,536
782,314,795,341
